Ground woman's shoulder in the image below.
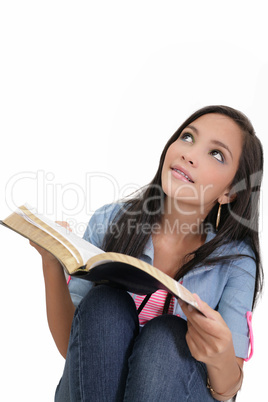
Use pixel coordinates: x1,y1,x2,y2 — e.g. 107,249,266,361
83,202,127,246
206,230,255,257
90,202,127,223
224,237,255,260
206,231,256,276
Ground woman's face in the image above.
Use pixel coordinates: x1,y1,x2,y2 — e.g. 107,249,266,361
161,113,243,216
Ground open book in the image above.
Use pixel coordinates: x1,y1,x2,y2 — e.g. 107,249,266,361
1,204,201,312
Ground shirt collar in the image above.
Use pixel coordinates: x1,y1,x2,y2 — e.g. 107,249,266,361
142,230,216,261
142,235,155,261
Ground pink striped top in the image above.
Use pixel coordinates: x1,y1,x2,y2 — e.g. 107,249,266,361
134,290,175,325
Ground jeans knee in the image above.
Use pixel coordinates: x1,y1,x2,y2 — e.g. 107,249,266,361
75,285,139,331
141,315,187,341
132,315,190,365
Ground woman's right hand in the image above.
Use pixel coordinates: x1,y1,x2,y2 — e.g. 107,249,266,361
29,241,58,264
29,221,71,265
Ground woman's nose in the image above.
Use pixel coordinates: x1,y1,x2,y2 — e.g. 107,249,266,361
181,153,198,167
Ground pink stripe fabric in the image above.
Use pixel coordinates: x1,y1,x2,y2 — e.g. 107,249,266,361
134,290,175,325
244,311,254,361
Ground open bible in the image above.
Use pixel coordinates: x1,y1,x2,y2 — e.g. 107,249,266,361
1,204,201,312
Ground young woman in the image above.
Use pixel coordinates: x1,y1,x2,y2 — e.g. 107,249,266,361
32,105,263,401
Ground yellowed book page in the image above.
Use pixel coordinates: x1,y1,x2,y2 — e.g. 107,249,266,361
20,205,84,266
2,212,80,273
18,205,104,265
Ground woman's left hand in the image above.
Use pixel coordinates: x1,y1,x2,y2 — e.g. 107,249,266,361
179,294,234,369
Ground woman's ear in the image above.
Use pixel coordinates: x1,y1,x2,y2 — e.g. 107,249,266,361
218,190,237,205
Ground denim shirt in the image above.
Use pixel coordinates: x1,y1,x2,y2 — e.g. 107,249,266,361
68,203,256,360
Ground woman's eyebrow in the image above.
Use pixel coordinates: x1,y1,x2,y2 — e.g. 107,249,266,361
210,140,233,160
186,124,198,134
185,124,233,160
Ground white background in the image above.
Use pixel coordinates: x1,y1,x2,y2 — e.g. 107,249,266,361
0,1,267,400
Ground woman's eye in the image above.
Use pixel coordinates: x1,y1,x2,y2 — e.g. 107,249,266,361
180,133,193,143
210,150,224,163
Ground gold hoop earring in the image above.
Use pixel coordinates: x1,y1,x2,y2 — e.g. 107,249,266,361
216,203,221,231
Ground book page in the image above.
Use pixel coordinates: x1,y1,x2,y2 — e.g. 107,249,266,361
17,205,104,264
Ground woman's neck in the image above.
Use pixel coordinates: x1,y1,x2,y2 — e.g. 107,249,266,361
158,197,209,244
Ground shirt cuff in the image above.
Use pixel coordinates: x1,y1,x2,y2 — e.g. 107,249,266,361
232,332,250,359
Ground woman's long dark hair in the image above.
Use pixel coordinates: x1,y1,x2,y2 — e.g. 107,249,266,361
102,105,264,310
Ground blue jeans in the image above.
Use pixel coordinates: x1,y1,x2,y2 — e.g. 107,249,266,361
55,285,217,401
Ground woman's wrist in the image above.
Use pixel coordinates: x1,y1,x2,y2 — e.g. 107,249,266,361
207,363,243,399
42,255,66,285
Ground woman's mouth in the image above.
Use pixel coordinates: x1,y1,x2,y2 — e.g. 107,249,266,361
171,167,194,183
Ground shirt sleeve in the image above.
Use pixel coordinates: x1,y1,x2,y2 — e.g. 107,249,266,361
68,203,122,307
217,251,256,360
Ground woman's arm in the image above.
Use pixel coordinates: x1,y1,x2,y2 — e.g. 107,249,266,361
30,241,75,359
179,294,244,401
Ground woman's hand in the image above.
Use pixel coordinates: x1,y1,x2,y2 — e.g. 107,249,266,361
179,294,234,369
179,294,243,400
29,241,58,263
29,221,71,265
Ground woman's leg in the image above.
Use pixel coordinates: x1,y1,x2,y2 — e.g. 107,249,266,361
55,285,139,402
124,315,216,402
